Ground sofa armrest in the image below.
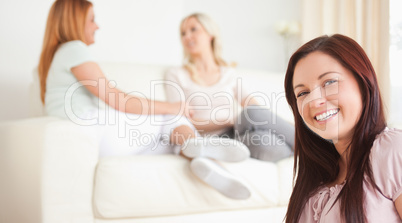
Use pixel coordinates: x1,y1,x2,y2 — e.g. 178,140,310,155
0,117,99,223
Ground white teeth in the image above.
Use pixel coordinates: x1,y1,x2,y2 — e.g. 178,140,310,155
315,109,339,121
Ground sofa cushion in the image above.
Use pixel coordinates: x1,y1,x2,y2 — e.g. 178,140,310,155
93,155,280,219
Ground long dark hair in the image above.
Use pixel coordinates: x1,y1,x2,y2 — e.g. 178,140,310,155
284,34,386,223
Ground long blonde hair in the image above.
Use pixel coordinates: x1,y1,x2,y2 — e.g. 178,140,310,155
38,0,92,104
180,13,228,84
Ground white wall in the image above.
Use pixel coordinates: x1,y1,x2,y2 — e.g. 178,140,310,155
0,0,300,121
0,0,54,121
182,0,301,71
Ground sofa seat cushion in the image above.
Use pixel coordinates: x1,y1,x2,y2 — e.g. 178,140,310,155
93,155,280,219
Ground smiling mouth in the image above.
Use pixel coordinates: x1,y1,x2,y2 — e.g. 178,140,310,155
315,108,340,121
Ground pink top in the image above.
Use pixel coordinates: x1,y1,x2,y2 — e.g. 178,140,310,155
299,128,402,223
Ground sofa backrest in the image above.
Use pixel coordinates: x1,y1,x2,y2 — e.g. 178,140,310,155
99,62,169,101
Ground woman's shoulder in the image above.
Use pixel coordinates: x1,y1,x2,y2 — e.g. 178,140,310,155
220,65,237,75
53,40,93,69
58,40,88,51
219,66,239,83
372,127,402,151
164,66,191,84
371,127,402,161
55,40,89,57
370,127,402,200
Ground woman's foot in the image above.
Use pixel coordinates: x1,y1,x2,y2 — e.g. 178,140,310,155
190,157,251,200
181,137,250,162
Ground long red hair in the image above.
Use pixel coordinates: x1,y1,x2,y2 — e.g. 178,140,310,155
284,34,386,223
38,0,92,103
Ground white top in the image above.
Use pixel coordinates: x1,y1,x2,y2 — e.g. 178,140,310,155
164,66,250,135
299,127,402,223
45,40,98,119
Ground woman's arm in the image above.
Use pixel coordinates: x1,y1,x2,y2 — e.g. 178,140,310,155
71,62,185,116
396,194,402,219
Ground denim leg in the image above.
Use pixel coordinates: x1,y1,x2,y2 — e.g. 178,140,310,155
237,130,293,162
234,106,295,161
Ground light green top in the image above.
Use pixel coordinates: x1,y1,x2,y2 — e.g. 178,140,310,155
45,40,98,119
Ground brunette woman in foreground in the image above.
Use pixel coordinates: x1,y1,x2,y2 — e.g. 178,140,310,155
284,34,402,222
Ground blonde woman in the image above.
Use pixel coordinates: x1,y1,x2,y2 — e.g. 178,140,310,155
38,0,251,199
165,13,294,162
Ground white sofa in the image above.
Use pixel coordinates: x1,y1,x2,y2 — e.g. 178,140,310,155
0,62,294,223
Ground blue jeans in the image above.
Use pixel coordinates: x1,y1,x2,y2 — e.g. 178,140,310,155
227,106,294,162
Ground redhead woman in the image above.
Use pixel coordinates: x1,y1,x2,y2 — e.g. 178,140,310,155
38,0,252,199
165,13,295,162
284,34,402,222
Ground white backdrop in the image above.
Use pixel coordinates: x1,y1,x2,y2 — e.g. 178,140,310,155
0,0,300,121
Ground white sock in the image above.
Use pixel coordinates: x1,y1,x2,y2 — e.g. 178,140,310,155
181,137,250,162
190,157,251,200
